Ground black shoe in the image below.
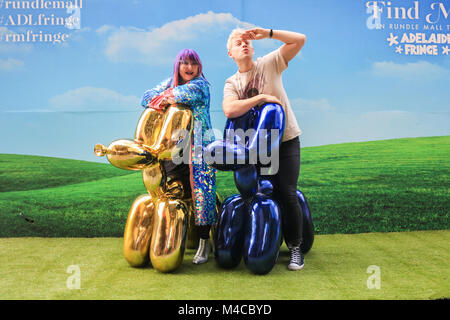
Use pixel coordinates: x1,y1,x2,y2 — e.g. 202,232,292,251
288,246,304,271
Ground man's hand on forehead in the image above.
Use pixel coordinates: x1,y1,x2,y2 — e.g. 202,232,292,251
241,31,255,41
241,28,270,41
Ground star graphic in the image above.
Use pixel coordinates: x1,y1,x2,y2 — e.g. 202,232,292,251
395,45,403,54
387,33,398,46
442,46,450,55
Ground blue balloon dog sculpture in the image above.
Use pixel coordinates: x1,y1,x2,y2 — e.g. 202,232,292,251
205,103,314,275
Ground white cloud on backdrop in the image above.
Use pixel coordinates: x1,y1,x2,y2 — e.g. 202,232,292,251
0,57,24,71
292,97,449,147
371,60,449,81
97,11,266,64
291,97,336,113
48,87,140,112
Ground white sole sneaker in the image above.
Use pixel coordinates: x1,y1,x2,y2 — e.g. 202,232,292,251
288,262,304,271
192,256,208,264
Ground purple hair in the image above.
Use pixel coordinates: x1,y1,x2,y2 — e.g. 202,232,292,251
171,49,207,87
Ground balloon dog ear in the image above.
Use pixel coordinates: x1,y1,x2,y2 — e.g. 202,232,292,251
135,104,193,162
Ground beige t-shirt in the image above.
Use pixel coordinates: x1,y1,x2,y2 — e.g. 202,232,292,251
223,48,302,142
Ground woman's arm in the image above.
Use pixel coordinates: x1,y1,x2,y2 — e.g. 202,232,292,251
171,78,207,107
141,78,171,108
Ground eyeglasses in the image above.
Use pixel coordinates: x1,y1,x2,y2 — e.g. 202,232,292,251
180,60,199,66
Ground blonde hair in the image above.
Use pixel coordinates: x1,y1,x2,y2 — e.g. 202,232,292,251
227,28,245,52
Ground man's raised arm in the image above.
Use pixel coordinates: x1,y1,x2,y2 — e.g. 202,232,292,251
242,28,306,64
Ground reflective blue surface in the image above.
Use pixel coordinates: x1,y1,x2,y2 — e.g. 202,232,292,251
206,103,285,171
247,103,285,158
210,103,314,274
204,140,248,171
224,103,285,150
297,190,314,254
243,195,281,275
257,179,273,197
214,195,246,268
234,165,258,201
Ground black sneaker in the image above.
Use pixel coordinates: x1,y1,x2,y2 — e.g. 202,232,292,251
288,246,304,271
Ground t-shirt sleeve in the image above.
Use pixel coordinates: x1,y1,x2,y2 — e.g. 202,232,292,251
223,77,239,99
262,48,288,74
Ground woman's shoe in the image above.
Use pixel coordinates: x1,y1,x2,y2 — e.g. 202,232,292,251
193,238,210,265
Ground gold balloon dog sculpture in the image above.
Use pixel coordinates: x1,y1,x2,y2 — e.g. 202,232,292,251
94,104,213,273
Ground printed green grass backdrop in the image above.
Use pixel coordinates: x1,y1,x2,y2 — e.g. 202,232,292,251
0,136,448,237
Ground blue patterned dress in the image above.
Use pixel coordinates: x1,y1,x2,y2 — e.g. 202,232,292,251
141,77,217,226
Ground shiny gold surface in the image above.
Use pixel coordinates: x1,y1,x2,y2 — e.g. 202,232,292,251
142,163,164,197
123,194,154,267
94,144,107,157
165,179,185,200
94,139,155,170
149,199,189,273
135,107,165,153
135,104,193,161
186,206,199,249
94,104,220,273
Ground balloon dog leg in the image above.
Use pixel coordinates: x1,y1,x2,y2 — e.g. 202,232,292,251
214,195,246,269
297,190,314,255
149,198,189,273
123,194,155,267
244,195,282,275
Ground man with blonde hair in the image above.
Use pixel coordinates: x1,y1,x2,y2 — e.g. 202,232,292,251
222,27,307,271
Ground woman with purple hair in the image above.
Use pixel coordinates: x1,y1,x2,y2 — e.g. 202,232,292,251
141,49,216,265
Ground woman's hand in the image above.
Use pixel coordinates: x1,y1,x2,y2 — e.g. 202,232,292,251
161,97,175,106
241,28,270,41
148,88,176,110
160,88,176,106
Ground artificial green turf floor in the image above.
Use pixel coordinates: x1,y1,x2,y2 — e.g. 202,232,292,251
1,230,448,300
